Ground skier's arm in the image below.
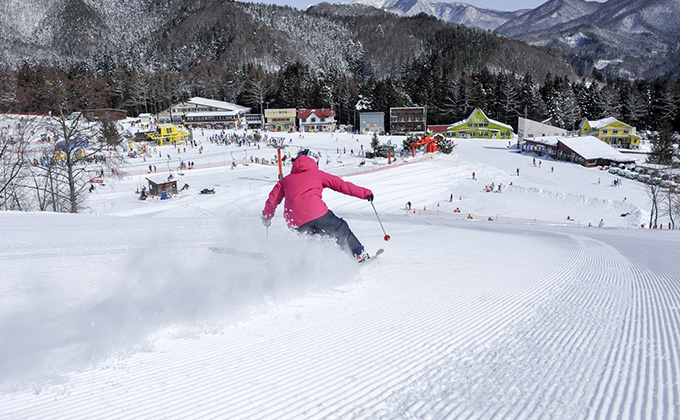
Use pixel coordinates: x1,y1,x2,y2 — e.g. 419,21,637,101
262,180,285,220
321,172,372,200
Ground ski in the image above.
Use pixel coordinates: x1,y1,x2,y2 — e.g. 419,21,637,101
359,248,384,263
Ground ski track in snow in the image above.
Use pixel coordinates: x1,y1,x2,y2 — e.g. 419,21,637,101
1,220,679,419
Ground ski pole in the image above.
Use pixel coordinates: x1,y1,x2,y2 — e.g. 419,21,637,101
370,201,391,241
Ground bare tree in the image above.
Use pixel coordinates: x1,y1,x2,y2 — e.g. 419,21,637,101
647,179,664,229
671,186,680,229
31,112,126,213
664,183,677,229
243,77,273,114
0,116,33,210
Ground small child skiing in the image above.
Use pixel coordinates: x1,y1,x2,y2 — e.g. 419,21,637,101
262,149,374,261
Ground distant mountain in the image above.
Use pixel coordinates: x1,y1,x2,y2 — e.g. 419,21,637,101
0,0,577,83
495,0,680,80
352,0,527,31
0,0,677,82
495,0,603,38
352,0,680,80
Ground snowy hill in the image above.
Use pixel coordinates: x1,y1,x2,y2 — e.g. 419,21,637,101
1,126,679,419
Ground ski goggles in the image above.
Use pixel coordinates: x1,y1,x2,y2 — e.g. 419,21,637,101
295,148,320,162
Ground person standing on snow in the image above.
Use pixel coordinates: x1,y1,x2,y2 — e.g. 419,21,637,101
261,149,374,261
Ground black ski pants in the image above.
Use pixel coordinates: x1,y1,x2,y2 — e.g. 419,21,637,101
297,210,363,256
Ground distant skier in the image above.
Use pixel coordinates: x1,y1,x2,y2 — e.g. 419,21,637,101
598,219,604,228
262,149,374,261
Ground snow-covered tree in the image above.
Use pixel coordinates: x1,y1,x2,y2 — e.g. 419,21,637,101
654,87,678,122
648,120,675,166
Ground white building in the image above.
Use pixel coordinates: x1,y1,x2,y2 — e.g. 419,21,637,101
159,97,252,128
518,117,567,141
297,109,336,132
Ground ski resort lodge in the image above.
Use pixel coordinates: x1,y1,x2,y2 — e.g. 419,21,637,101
523,135,635,167
158,97,252,129
447,108,514,139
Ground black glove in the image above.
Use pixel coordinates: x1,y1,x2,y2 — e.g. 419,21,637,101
261,216,271,227
366,193,374,202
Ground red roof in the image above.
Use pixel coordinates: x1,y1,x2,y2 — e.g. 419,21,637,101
297,108,336,119
428,125,451,133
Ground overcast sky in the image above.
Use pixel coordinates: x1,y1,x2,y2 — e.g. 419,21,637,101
239,0,605,12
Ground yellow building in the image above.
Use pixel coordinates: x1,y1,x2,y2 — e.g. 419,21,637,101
579,117,640,149
265,108,297,132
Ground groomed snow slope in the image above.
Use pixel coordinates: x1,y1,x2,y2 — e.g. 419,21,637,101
1,129,678,419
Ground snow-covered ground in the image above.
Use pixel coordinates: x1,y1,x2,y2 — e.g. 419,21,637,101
1,125,679,419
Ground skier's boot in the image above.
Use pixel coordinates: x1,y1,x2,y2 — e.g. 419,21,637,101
355,252,371,263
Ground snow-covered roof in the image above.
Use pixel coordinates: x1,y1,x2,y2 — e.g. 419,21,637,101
487,117,513,131
525,136,560,147
145,175,177,185
187,97,250,113
586,117,624,129
559,136,633,162
449,108,513,131
185,111,239,117
297,109,335,119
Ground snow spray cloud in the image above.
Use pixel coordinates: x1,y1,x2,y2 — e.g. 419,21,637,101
0,215,357,390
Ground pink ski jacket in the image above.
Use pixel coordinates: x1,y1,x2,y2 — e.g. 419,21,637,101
262,155,372,229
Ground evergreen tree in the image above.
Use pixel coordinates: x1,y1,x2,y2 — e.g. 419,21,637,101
440,77,463,119
99,119,122,147
275,61,311,108
619,83,647,129
598,86,621,118
648,120,675,166
495,73,519,124
371,131,380,152
653,86,678,123
435,135,455,154
517,73,542,122
561,87,581,131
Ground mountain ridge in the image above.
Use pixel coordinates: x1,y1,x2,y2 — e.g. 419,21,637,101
0,0,678,82
353,0,680,80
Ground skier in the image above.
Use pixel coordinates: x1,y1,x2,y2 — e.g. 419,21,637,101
261,149,374,261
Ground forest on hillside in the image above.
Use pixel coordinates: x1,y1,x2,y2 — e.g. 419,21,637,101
2,58,678,134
